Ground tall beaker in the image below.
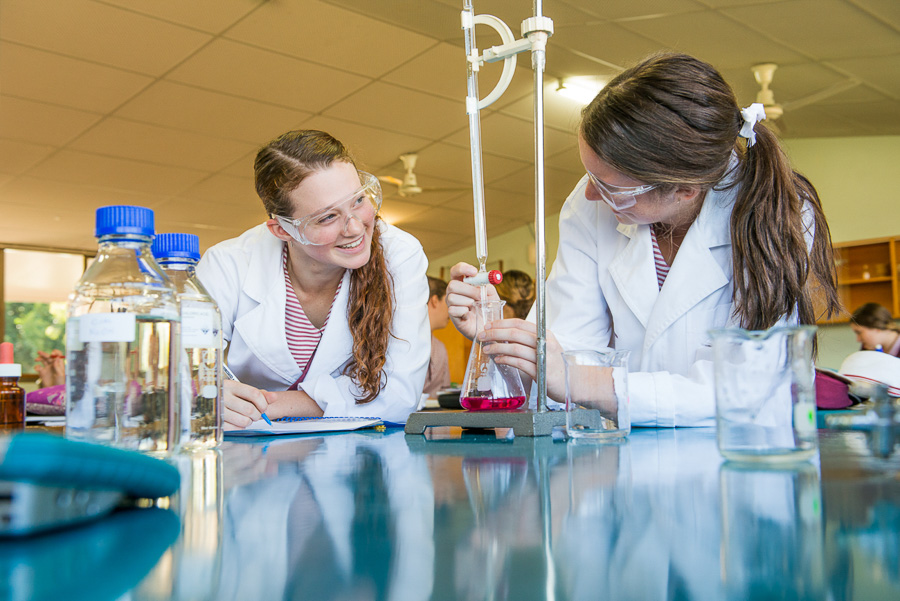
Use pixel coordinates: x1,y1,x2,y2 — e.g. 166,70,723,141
710,326,818,462
460,300,526,411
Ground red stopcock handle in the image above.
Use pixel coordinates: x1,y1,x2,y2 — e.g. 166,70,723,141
463,270,503,286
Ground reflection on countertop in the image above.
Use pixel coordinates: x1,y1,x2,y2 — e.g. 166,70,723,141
3,426,898,600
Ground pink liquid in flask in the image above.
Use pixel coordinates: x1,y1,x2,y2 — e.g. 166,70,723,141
460,395,526,411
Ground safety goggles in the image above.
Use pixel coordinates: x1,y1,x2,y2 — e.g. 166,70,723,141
586,170,658,210
274,172,382,246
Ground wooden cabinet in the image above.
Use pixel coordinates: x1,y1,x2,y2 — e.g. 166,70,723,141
818,236,900,323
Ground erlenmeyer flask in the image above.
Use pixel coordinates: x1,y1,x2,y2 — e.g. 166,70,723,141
460,300,526,411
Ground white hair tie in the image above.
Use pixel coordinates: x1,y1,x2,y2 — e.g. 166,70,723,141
739,103,767,147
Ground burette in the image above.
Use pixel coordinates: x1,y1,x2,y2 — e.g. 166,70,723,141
460,0,554,408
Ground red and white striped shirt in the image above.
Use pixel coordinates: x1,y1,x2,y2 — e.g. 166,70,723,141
650,224,670,289
282,245,343,373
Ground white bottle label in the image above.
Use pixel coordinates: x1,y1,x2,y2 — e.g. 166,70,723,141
78,313,136,343
181,305,217,347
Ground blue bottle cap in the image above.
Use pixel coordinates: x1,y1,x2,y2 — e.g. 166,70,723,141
95,205,155,238
152,233,200,261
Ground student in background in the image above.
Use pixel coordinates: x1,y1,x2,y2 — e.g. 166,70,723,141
423,276,451,396
197,130,430,427
495,270,535,320
851,303,900,356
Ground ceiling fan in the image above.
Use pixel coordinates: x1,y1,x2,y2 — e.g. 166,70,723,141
750,63,861,134
376,153,469,198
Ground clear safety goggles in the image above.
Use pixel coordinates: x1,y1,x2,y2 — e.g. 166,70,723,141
274,172,382,246
586,170,658,210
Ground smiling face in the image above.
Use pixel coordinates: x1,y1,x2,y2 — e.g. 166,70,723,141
577,136,703,229
281,161,375,271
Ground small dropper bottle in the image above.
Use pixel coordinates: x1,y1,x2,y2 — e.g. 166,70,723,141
0,342,25,429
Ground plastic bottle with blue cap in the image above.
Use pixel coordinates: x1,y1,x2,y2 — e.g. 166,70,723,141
152,233,224,449
65,206,181,453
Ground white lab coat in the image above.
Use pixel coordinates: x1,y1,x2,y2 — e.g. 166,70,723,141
196,222,430,423
545,175,805,427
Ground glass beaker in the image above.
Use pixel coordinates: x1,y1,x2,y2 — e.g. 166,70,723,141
563,350,631,440
460,300,526,411
710,326,818,462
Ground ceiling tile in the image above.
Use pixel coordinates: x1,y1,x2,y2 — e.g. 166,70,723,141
0,140,55,176
558,0,706,20
155,196,267,231
497,82,588,133
549,22,666,69
0,0,212,76
619,10,804,69
408,143,530,185
298,115,433,173
829,54,900,98
850,0,900,29
834,100,900,135
722,0,900,60
24,151,208,196
166,39,370,113
545,145,584,175
99,0,260,34
179,173,259,209
0,96,102,146
115,81,312,144
396,206,475,236
0,201,95,249
381,43,469,102
225,0,435,77
443,112,577,162
379,197,432,227
323,82,468,140
70,118,256,172
0,42,154,114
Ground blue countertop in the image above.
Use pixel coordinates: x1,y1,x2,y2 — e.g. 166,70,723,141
3,425,899,600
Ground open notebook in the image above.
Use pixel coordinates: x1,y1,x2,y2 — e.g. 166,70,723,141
224,416,382,437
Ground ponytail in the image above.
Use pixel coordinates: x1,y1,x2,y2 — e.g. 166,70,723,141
730,125,840,329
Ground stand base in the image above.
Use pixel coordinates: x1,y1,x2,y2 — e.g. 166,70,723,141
404,409,566,437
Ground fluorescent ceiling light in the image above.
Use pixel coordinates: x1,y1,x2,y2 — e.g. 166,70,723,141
556,78,605,104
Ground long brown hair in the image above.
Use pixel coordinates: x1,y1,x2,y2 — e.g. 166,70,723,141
254,130,394,403
580,53,840,332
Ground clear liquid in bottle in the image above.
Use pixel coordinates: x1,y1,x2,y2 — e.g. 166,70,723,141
153,233,224,449
66,206,180,453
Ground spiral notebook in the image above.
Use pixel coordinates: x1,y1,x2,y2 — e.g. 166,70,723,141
223,416,383,437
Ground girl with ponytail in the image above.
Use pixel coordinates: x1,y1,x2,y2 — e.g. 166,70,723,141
447,53,840,427
198,130,430,427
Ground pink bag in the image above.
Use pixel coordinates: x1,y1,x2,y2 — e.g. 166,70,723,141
814,370,857,409
26,385,65,415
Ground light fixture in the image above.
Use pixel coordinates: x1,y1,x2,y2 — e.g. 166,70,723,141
556,77,605,104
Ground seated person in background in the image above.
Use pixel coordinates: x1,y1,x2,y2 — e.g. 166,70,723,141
850,302,900,357
495,270,535,319
197,130,430,427
423,276,451,396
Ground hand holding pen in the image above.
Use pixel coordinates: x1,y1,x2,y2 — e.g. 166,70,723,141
222,363,273,427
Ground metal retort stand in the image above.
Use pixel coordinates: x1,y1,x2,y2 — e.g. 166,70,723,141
406,1,562,437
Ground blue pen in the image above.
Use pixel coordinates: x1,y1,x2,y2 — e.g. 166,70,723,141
222,363,272,426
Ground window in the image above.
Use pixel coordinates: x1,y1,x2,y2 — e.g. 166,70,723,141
2,248,88,378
